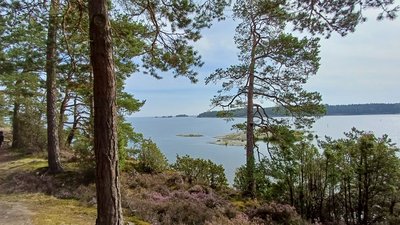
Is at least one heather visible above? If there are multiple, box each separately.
[0,146,310,225]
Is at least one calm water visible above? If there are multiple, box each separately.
[128,115,400,184]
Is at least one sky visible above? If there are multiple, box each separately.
[125,8,400,117]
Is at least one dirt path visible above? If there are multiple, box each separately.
[0,149,35,225]
[0,201,34,225]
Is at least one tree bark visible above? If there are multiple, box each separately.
[46,0,63,174]
[245,35,256,198]
[88,0,123,224]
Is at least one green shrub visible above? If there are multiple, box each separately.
[17,111,47,152]
[247,202,307,225]
[234,162,271,199]
[173,155,228,189]
[117,119,143,170]
[137,139,168,173]
[72,133,96,170]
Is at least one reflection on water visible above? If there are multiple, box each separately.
[128,115,400,184]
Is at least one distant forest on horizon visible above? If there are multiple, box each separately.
[197,103,400,117]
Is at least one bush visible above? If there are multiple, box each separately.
[117,119,144,170]
[206,213,260,225]
[247,202,307,225]
[72,134,96,170]
[137,139,168,173]
[125,189,226,225]
[234,162,271,198]
[16,111,47,152]
[173,155,228,189]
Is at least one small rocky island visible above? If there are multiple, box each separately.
[212,132,246,146]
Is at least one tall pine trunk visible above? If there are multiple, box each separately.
[244,10,258,198]
[88,0,123,224]
[245,39,256,198]
[46,0,63,173]
[245,69,255,197]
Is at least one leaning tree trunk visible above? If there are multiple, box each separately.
[58,89,70,150]
[66,96,79,147]
[46,0,63,174]
[88,0,123,224]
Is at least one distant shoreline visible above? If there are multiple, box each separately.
[130,113,400,119]
[197,112,400,118]
[128,103,400,118]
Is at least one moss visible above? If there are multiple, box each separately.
[0,156,47,175]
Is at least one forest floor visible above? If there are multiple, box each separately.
[0,148,96,225]
[0,144,306,225]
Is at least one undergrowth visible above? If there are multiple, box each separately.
[0,149,311,225]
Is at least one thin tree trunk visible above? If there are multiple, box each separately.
[58,89,70,149]
[348,177,355,225]
[389,200,396,215]
[11,102,21,148]
[299,160,305,217]
[343,181,349,225]
[88,0,123,224]
[357,157,363,225]
[46,0,63,173]
[363,162,369,225]
[66,96,79,147]
[288,177,294,206]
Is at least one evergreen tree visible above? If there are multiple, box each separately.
[0,2,47,150]
[207,0,324,197]
[87,0,228,223]
[45,0,63,173]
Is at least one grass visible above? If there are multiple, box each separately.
[0,152,96,224]
[0,151,151,225]
[0,193,96,225]
[126,216,151,225]
[2,157,47,171]
[0,192,151,225]
[0,153,47,181]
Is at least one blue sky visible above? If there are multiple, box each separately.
[125,9,400,117]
